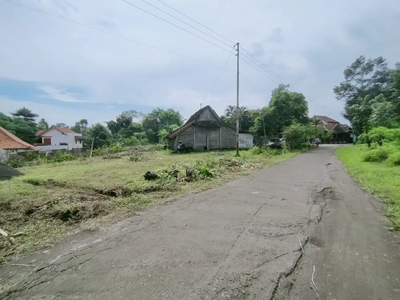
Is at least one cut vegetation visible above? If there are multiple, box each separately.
[337,145,400,230]
[0,148,297,262]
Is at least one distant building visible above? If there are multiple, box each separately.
[0,126,38,162]
[0,125,38,151]
[35,127,84,151]
[168,105,253,150]
[312,115,352,143]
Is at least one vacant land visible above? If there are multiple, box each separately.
[337,145,400,229]
[0,149,296,262]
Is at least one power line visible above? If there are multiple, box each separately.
[139,0,233,49]
[121,0,232,53]
[156,0,235,44]
[203,46,235,102]
[240,47,286,83]
[240,56,281,84]
[2,0,231,70]
[137,0,288,85]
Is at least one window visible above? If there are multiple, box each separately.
[60,142,68,146]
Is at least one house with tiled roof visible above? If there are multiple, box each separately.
[312,115,353,143]
[0,126,38,151]
[36,127,84,151]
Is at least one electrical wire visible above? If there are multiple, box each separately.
[240,56,281,84]
[153,0,287,84]
[156,0,235,44]
[2,0,231,70]
[139,0,233,49]
[203,46,235,102]
[240,47,286,83]
[121,0,232,53]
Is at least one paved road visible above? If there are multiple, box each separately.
[1,145,399,299]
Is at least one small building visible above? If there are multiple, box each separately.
[36,127,84,151]
[313,115,352,143]
[0,125,38,162]
[168,105,253,151]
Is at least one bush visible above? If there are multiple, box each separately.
[249,146,264,155]
[387,152,400,166]
[283,123,314,150]
[50,152,76,163]
[7,157,25,168]
[362,148,391,162]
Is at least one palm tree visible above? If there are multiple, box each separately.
[313,118,322,138]
[224,105,236,118]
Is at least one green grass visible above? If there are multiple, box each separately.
[337,145,400,230]
[0,149,297,262]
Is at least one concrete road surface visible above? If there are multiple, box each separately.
[1,145,399,299]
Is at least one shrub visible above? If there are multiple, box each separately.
[249,146,264,155]
[387,152,400,166]
[198,167,213,178]
[362,148,391,162]
[7,157,25,168]
[48,152,75,163]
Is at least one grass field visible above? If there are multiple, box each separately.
[337,145,400,230]
[0,149,297,262]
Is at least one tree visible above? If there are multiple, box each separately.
[55,123,68,128]
[11,107,38,122]
[223,106,253,130]
[142,108,183,143]
[334,56,392,133]
[271,84,290,97]
[250,107,273,143]
[71,119,88,133]
[84,123,111,149]
[37,118,49,130]
[283,123,313,150]
[269,87,309,134]
[368,95,396,128]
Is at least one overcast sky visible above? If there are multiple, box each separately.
[1,0,399,126]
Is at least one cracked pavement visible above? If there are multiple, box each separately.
[1,145,400,299]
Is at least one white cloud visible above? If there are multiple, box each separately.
[0,0,399,125]
[38,86,86,103]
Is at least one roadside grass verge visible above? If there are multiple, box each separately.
[0,149,297,262]
[337,145,400,230]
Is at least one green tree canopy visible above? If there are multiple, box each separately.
[142,108,183,143]
[333,56,392,133]
[11,107,38,122]
[84,123,111,149]
[71,119,88,133]
[269,87,309,134]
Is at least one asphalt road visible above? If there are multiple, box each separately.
[1,145,399,299]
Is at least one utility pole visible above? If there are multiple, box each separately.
[235,42,240,156]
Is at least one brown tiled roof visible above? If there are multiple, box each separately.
[40,127,78,136]
[314,115,351,133]
[0,126,38,150]
[312,115,339,123]
[35,130,46,137]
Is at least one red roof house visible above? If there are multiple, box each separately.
[0,126,38,150]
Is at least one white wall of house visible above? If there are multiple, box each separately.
[39,129,83,151]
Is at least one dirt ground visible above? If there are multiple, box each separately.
[1,145,399,299]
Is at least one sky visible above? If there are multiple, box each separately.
[1,0,400,126]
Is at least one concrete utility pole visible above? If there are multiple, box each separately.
[235,42,240,156]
